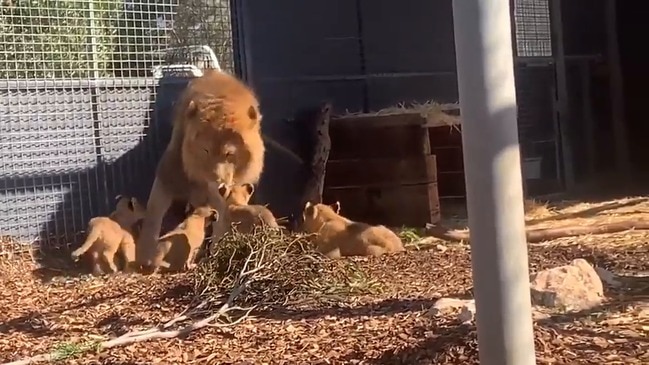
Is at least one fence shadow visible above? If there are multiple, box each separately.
[17,76,317,283]
[0,75,193,282]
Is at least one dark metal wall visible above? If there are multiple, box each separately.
[237,0,565,215]
[236,0,459,217]
[617,2,649,174]
[559,0,610,182]
[511,0,564,194]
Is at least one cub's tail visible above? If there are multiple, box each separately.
[71,229,101,261]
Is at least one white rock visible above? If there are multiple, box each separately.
[530,258,604,311]
[428,297,476,323]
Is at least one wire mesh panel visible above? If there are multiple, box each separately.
[513,0,552,57]
[0,0,235,249]
[514,64,562,194]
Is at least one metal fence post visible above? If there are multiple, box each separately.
[605,0,631,181]
[87,0,109,214]
[451,0,537,364]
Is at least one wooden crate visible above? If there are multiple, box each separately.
[323,113,441,227]
[427,124,466,200]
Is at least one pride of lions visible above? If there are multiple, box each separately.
[71,69,406,275]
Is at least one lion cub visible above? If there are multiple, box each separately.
[218,183,280,233]
[146,204,219,273]
[71,195,146,275]
[301,201,405,259]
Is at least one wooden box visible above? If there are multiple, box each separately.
[323,113,441,227]
[427,124,466,200]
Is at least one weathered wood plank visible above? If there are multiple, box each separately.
[428,124,463,148]
[329,124,425,160]
[323,182,441,227]
[331,113,426,128]
[325,155,437,188]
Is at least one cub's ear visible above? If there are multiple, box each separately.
[127,197,137,211]
[330,201,341,214]
[184,203,193,215]
[247,105,258,122]
[186,99,198,118]
[217,182,229,198]
[303,201,317,219]
[114,194,123,201]
[243,183,255,196]
[209,208,219,221]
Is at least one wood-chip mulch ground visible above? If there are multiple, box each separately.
[1,199,648,364]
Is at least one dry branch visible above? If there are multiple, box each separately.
[3,227,378,365]
[1,241,269,365]
[200,226,378,307]
[525,197,648,225]
[426,219,649,244]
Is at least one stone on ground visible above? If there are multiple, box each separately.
[530,258,604,311]
[427,297,476,323]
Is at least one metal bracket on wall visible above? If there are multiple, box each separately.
[151,45,221,79]
[605,0,632,181]
[549,0,576,192]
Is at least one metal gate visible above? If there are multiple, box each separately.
[0,0,235,248]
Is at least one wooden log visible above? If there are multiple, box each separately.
[280,102,334,231]
[426,218,649,244]
[300,102,332,205]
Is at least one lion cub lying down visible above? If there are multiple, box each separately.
[145,203,219,274]
[71,195,146,275]
[301,201,405,259]
[218,183,279,233]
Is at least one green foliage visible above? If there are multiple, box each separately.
[0,0,234,79]
[0,0,121,78]
[194,227,382,309]
[51,340,100,361]
[398,226,424,245]
[171,0,234,71]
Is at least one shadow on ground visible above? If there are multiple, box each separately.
[355,297,647,364]
[0,292,123,338]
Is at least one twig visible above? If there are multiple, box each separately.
[2,244,268,365]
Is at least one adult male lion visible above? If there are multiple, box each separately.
[137,69,265,266]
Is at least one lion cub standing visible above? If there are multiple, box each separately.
[145,204,219,274]
[218,183,280,233]
[71,196,146,275]
[301,201,405,259]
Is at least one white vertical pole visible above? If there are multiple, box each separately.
[451,1,537,364]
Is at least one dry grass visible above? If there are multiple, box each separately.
[0,196,647,364]
[434,196,649,249]
[339,100,461,129]
[195,227,382,309]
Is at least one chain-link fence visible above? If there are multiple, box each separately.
[0,0,235,251]
[510,0,563,194]
[513,0,552,58]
